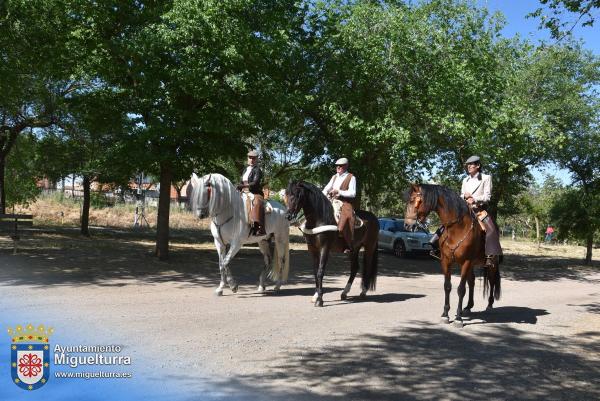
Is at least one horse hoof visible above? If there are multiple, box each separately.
[231,285,239,294]
[340,292,347,301]
[453,320,464,328]
[215,289,223,297]
[257,286,266,293]
[314,299,324,307]
[486,305,493,312]
[311,295,318,303]
[359,292,367,300]
[462,308,471,316]
[440,316,450,324]
[273,285,281,293]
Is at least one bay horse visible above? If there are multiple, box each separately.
[189,173,290,295]
[285,180,379,307]
[404,184,501,327]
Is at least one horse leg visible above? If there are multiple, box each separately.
[214,240,227,296]
[310,249,320,304]
[222,242,242,293]
[315,246,330,307]
[454,264,471,328]
[341,249,359,300]
[462,269,475,315]
[441,263,451,324]
[257,239,271,293]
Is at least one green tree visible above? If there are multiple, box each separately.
[74,0,308,259]
[0,0,79,212]
[4,132,40,209]
[550,188,599,264]
[531,0,600,39]
[36,89,134,236]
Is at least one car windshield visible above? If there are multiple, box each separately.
[397,220,429,234]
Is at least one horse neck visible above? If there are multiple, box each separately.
[302,191,334,227]
[211,179,243,223]
[435,195,462,227]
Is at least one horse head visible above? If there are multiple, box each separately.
[285,180,305,221]
[190,173,213,219]
[404,184,428,231]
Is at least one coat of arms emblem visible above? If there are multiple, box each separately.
[8,324,53,390]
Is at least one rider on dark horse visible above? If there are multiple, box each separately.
[430,155,502,266]
[236,150,266,236]
[322,157,356,254]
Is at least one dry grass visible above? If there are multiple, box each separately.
[13,193,210,230]
[8,194,599,265]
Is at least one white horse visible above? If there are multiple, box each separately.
[189,173,290,295]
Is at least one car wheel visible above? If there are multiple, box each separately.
[393,240,406,258]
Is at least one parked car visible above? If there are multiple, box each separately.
[378,217,434,257]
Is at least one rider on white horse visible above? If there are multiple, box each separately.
[236,150,266,236]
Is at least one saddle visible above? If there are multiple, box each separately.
[242,192,272,224]
[469,205,488,233]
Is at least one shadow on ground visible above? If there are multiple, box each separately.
[0,226,598,289]
[151,321,600,401]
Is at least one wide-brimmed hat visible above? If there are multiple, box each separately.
[335,157,349,165]
[247,150,259,157]
[464,155,480,165]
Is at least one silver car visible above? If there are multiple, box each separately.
[378,217,434,257]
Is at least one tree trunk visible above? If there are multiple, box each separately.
[155,161,173,260]
[81,176,91,237]
[0,156,5,214]
[585,234,593,265]
[535,216,540,247]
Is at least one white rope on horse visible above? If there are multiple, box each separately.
[299,223,339,235]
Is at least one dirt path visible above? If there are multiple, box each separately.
[1,228,599,400]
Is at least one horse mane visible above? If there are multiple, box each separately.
[413,184,470,219]
[191,173,245,233]
[293,180,336,225]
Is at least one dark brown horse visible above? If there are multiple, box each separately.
[285,180,379,307]
[404,184,501,327]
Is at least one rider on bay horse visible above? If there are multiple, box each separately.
[430,155,502,266]
[236,149,266,236]
[322,157,356,253]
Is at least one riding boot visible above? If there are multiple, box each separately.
[255,223,266,236]
[429,233,441,259]
[429,225,445,259]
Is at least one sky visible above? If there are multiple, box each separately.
[479,0,599,185]
[482,0,600,56]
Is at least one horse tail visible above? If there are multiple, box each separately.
[360,213,379,291]
[280,232,291,282]
[363,246,378,291]
[482,267,489,299]
[494,265,501,300]
[270,225,290,283]
[369,247,379,291]
[482,264,501,300]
